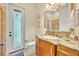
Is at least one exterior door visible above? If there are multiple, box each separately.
[6,4,25,55]
[0,5,6,56]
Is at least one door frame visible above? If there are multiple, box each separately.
[6,4,25,55]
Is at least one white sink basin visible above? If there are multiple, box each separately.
[42,35,53,39]
[42,35,60,45]
[42,35,59,40]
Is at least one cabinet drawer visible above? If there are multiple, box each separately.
[57,45,78,56]
[56,52,66,56]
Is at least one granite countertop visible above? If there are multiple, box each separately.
[58,39,79,51]
[37,35,60,45]
[36,35,79,51]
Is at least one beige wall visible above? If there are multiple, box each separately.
[35,3,47,36]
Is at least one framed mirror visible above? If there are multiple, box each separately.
[44,10,59,31]
[44,4,70,32]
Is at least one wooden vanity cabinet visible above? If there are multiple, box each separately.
[57,45,79,56]
[36,37,79,56]
[36,38,56,56]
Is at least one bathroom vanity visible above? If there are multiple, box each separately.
[36,36,79,56]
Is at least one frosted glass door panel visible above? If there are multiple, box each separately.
[13,9,21,48]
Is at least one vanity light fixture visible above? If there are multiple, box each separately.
[46,3,66,10]
[46,4,50,8]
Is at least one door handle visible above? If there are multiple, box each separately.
[9,32,12,33]
[9,32,12,37]
[9,34,12,37]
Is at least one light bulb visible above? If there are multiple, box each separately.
[46,4,50,8]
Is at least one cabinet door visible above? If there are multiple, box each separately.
[52,19,59,30]
[0,6,3,56]
[36,39,43,56]
[38,39,45,56]
[43,42,55,56]
[37,39,56,56]
[0,5,6,56]
[36,39,40,56]
[42,41,52,56]
[57,45,79,56]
